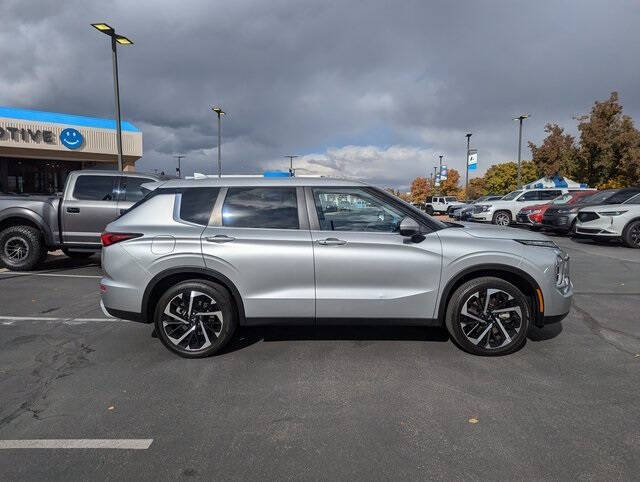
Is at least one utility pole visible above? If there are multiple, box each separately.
[212,106,225,177]
[465,133,472,193]
[174,155,185,178]
[284,155,299,176]
[513,114,529,188]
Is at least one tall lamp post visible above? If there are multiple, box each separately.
[513,114,529,188]
[465,133,472,193]
[174,155,185,178]
[284,155,299,176]
[212,106,225,177]
[91,23,133,172]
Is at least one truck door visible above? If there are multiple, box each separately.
[62,174,119,246]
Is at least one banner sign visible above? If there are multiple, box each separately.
[440,165,447,180]
[468,150,478,171]
[435,174,441,187]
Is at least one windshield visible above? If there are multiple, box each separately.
[577,190,613,205]
[501,190,522,201]
[552,193,573,205]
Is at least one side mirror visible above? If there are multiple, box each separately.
[399,217,421,237]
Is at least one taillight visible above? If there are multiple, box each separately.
[101,232,142,247]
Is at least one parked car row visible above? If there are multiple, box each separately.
[448,187,640,248]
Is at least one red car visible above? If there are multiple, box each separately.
[516,202,554,231]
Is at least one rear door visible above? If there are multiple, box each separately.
[62,174,119,245]
[116,175,158,215]
[200,186,315,321]
[308,186,442,321]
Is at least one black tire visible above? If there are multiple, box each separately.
[531,225,541,232]
[568,219,577,236]
[0,225,46,271]
[154,280,237,358]
[492,210,512,226]
[62,249,94,259]
[445,276,531,356]
[622,220,640,249]
[425,205,434,215]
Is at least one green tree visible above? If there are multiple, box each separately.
[575,92,640,186]
[529,124,579,177]
[462,177,488,199]
[483,161,537,195]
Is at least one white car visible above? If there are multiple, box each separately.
[575,193,640,248]
[425,196,465,215]
[472,188,588,226]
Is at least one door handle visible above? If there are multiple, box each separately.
[205,235,236,243]
[318,237,347,246]
[66,207,80,214]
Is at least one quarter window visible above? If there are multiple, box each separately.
[222,187,298,229]
[121,177,155,202]
[72,175,117,201]
[180,188,220,225]
[313,187,405,232]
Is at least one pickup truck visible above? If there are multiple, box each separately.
[0,170,162,271]
[424,196,465,215]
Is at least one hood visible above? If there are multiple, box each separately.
[519,202,550,212]
[457,222,550,241]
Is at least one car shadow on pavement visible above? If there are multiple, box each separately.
[219,325,450,355]
[527,322,563,342]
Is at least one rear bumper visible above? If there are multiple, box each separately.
[101,300,146,323]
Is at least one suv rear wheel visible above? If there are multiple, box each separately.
[493,210,511,226]
[445,277,531,356]
[622,220,640,248]
[154,280,237,358]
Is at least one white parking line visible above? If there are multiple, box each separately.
[0,316,125,325]
[0,272,101,279]
[0,439,153,450]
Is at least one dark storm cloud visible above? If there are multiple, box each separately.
[1,0,639,187]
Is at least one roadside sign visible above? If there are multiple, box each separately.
[468,150,478,171]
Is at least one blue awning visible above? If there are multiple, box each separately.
[0,106,139,132]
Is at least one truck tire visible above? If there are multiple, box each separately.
[425,205,434,215]
[0,225,46,271]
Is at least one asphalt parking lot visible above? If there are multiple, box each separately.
[0,236,639,480]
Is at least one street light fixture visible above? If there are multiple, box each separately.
[513,114,530,188]
[284,155,299,176]
[91,23,133,172]
[211,106,225,177]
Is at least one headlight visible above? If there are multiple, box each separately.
[558,207,579,214]
[555,252,570,288]
[478,205,491,212]
[515,239,558,249]
[597,210,627,216]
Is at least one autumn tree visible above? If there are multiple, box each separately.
[462,177,488,199]
[575,92,640,186]
[529,124,579,177]
[440,168,462,197]
[385,187,412,202]
[409,177,431,203]
[483,161,537,195]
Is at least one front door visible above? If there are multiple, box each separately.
[308,187,442,321]
[62,174,119,245]
[201,186,315,321]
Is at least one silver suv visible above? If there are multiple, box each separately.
[100,177,572,357]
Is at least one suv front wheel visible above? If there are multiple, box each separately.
[154,280,237,358]
[492,210,512,226]
[445,277,531,356]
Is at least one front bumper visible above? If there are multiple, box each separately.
[542,213,574,231]
[575,217,622,237]
[471,212,492,222]
[515,213,534,225]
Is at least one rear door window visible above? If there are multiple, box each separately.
[180,188,220,225]
[72,175,117,201]
[539,190,562,200]
[222,187,299,229]
[120,176,156,202]
[519,191,540,201]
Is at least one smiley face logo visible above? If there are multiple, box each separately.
[60,128,84,149]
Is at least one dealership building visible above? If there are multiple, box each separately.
[0,106,143,194]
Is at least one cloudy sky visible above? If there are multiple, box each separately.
[1,0,638,189]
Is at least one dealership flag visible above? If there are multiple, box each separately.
[435,174,441,187]
[468,150,478,171]
[440,165,448,180]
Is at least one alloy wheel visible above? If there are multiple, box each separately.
[160,290,224,352]
[458,288,523,350]
[630,224,640,247]
[4,236,29,262]
[495,213,510,226]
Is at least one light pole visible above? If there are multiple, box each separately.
[284,155,299,176]
[465,133,472,193]
[513,114,529,187]
[212,106,225,177]
[174,155,185,178]
[91,23,133,172]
